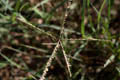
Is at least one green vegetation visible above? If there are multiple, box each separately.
[0,0,120,80]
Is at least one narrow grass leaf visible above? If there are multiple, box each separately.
[17,14,56,40]
[20,44,48,53]
[0,62,8,68]
[73,42,88,57]
[15,0,21,12]
[98,0,106,23]
[32,7,48,19]
[0,52,22,69]
[81,0,86,37]
[104,54,115,68]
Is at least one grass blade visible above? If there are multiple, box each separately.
[0,52,22,69]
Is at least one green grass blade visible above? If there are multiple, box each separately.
[17,14,56,40]
[0,52,22,69]
[15,0,21,12]
[81,0,86,37]
[0,62,8,68]
[98,0,106,23]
